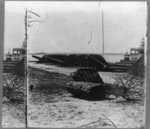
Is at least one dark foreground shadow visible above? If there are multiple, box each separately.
[71,94,114,101]
[3,99,25,105]
[115,98,143,105]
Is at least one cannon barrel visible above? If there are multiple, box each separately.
[32,55,42,60]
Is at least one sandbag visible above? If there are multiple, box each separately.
[71,68,104,83]
[66,82,112,99]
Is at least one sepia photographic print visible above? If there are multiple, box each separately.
[2,1,147,128]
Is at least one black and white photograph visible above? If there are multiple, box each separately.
[3,1,147,128]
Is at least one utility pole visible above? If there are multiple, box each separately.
[24,8,28,128]
[23,8,42,128]
[25,9,28,42]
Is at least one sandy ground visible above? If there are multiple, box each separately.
[2,73,26,128]
[29,62,116,83]
[29,62,77,75]
[28,66,145,128]
[28,94,144,128]
[2,99,25,128]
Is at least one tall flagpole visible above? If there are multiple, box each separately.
[102,7,104,55]
[99,2,104,55]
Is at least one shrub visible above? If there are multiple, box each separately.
[112,73,144,101]
[3,73,25,102]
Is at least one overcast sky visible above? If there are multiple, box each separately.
[4,1,147,54]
